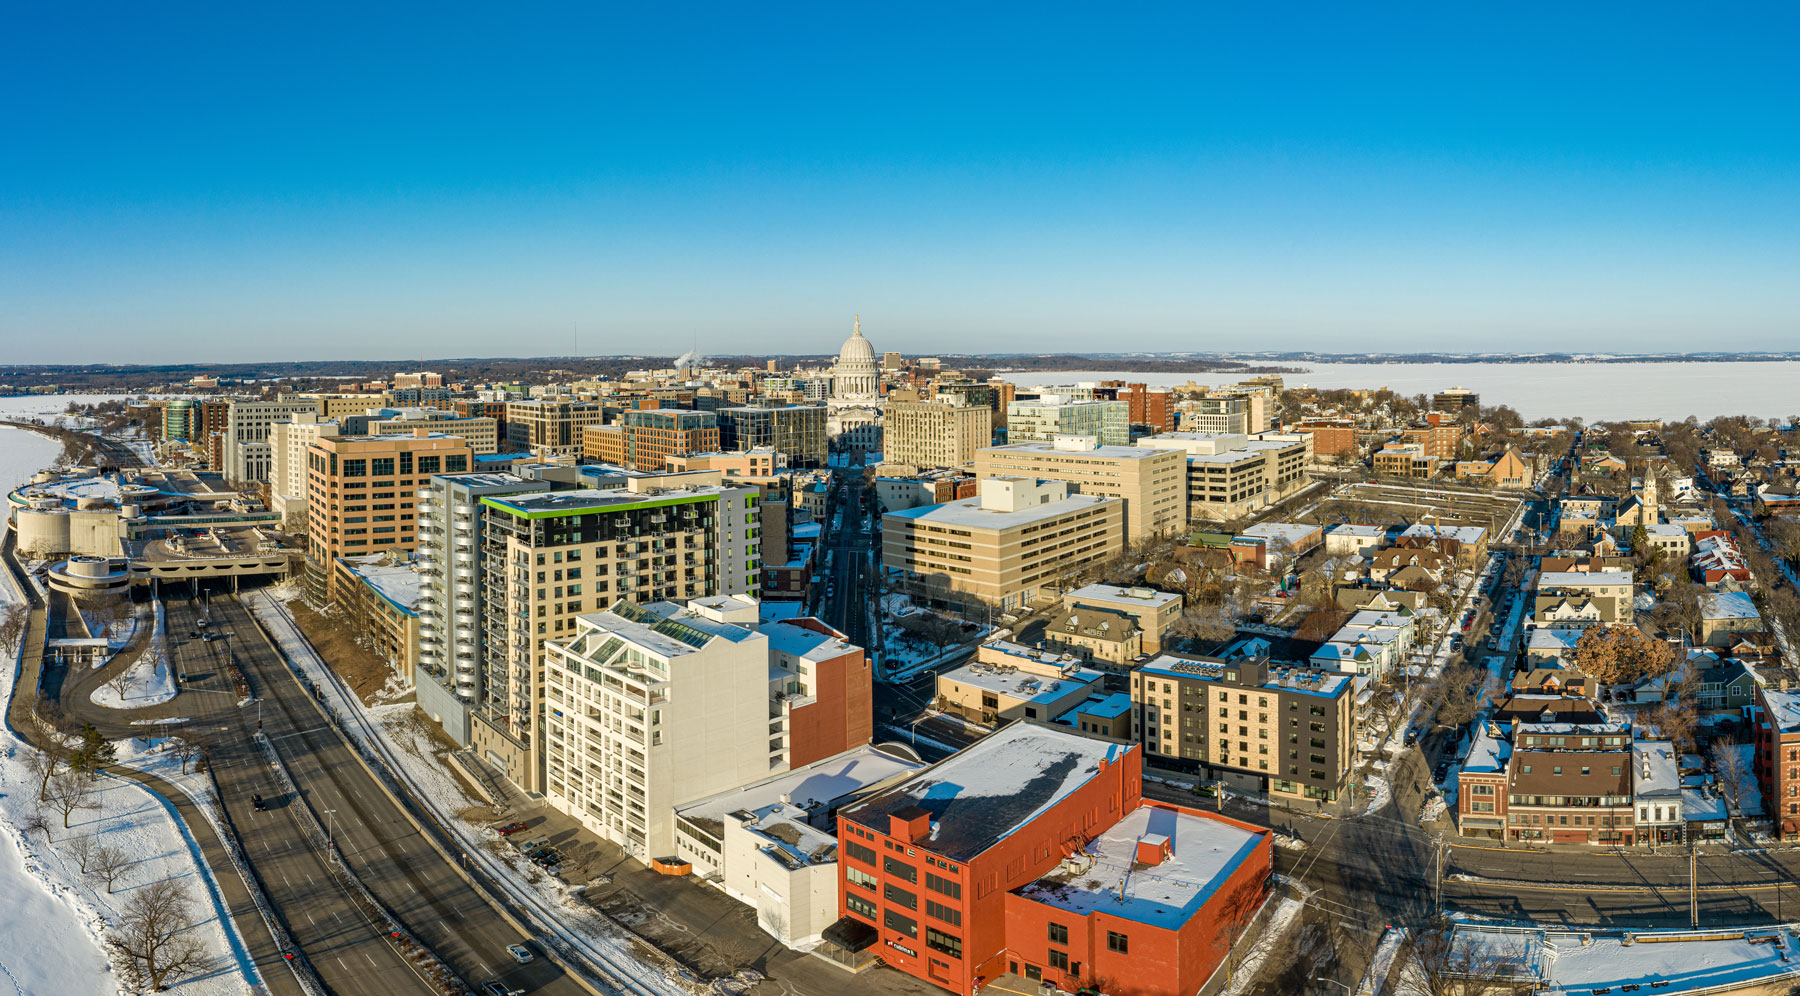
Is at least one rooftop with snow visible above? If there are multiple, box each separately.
[841,722,1128,862]
[1016,803,1265,929]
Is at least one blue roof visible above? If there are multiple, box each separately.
[1054,692,1133,725]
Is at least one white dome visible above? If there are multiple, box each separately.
[837,322,875,365]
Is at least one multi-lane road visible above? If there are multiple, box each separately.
[54,590,589,996]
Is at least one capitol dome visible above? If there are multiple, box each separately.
[832,315,880,398]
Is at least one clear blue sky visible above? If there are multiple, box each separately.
[4,2,1797,363]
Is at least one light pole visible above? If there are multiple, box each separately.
[324,808,338,849]
[1311,977,1352,994]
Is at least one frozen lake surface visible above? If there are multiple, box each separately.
[1002,360,1800,423]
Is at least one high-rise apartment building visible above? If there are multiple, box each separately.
[1434,387,1479,411]
[882,478,1124,614]
[884,399,993,470]
[1178,396,1251,435]
[543,600,872,859]
[286,393,389,420]
[974,436,1186,541]
[1006,398,1129,447]
[1117,384,1174,432]
[472,481,762,792]
[413,472,553,746]
[505,399,603,457]
[581,409,720,470]
[718,405,827,467]
[270,413,342,525]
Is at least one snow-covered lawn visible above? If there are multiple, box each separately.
[89,604,176,710]
[250,588,693,996]
[1221,897,1304,996]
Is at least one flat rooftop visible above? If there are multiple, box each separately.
[338,555,426,614]
[984,441,1169,461]
[842,722,1125,862]
[1016,804,1264,929]
[676,744,924,842]
[1539,570,1633,587]
[939,657,1106,703]
[1454,924,1800,995]
[481,485,724,517]
[885,492,1116,531]
[1064,583,1182,608]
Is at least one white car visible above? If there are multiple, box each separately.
[506,944,534,964]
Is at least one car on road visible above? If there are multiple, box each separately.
[492,821,529,836]
[506,944,534,964]
[482,983,521,996]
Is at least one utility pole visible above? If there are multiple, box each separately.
[1435,839,1446,917]
[1690,840,1698,929]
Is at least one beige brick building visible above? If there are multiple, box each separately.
[504,399,603,457]
[1134,431,1311,523]
[304,431,474,600]
[882,477,1124,614]
[1061,583,1183,654]
[975,436,1186,542]
[883,399,992,470]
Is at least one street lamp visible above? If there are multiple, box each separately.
[1310,978,1352,994]
[324,808,338,849]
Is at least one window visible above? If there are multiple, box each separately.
[1107,931,1129,954]
[884,884,918,910]
[845,894,876,920]
[925,899,961,926]
[1048,950,1070,971]
[846,867,876,890]
[884,909,918,938]
[1048,923,1068,945]
[884,857,917,883]
[925,928,961,959]
[925,872,961,899]
[845,841,876,866]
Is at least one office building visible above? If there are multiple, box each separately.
[369,408,500,454]
[1116,383,1174,433]
[718,405,827,468]
[581,409,720,471]
[1134,432,1310,522]
[1434,387,1479,411]
[1061,583,1183,655]
[975,436,1186,541]
[472,481,762,792]
[1131,654,1355,803]
[224,398,321,482]
[1007,398,1129,447]
[882,478,1123,614]
[505,399,603,458]
[1178,396,1252,435]
[270,413,342,525]
[884,399,992,471]
[303,432,474,600]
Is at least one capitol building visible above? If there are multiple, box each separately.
[827,315,884,455]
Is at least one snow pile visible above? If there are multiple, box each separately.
[1220,897,1304,996]
[89,641,177,711]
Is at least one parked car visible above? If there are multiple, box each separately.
[506,944,534,964]
[492,821,529,836]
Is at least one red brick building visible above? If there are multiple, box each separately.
[1118,384,1175,433]
[1401,423,1465,460]
[830,723,1270,996]
[1755,687,1800,839]
[763,617,874,769]
[1296,419,1357,458]
[1456,721,1637,844]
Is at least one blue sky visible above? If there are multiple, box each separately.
[3,2,1797,362]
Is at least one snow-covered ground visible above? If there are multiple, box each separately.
[90,602,176,710]
[249,589,693,996]
[1221,897,1304,996]
[0,427,65,497]
[0,558,257,996]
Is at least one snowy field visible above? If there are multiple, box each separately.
[0,427,64,497]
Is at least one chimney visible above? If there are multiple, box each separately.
[889,806,932,843]
[1135,833,1170,867]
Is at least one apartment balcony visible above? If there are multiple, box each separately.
[419,622,439,637]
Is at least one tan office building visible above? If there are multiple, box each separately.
[975,436,1186,542]
[933,641,1106,726]
[1135,431,1310,522]
[882,399,992,470]
[1061,583,1184,655]
[882,477,1124,614]
[504,399,603,457]
[370,412,499,454]
[304,431,474,599]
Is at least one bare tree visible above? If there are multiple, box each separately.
[46,771,98,829]
[1432,664,1489,732]
[69,834,98,873]
[1397,918,1527,996]
[104,664,136,704]
[26,739,71,801]
[93,845,137,894]
[20,809,52,844]
[0,602,28,653]
[1711,739,1752,814]
[168,737,200,775]
[108,878,212,991]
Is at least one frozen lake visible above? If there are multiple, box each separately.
[1002,361,1800,423]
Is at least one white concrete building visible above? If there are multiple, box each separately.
[270,413,342,524]
[225,399,321,483]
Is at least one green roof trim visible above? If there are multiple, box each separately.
[479,491,719,519]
